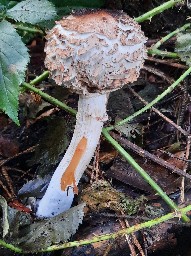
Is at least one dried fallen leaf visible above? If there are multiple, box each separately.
[0,136,19,158]
[0,195,9,237]
[14,203,86,252]
[18,175,51,198]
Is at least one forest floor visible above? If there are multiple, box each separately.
[1,1,191,256]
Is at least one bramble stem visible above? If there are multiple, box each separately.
[107,66,191,131]
[148,23,191,58]
[148,49,178,58]
[102,128,190,223]
[22,81,76,116]
[151,23,190,50]
[0,239,22,253]
[30,71,49,85]
[45,204,191,252]
[135,0,183,23]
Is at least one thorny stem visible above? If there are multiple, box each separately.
[22,81,76,116]
[135,0,183,23]
[151,23,191,50]
[1,204,191,253]
[148,23,191,58]
[30,71,49,85]
[102,128,190,223]
[0,240,22,253]
[148,49,178,58]
[107,66,191,131]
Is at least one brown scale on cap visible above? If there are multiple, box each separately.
[45,9,147,94]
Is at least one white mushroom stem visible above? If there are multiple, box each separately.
[36,93,108,217]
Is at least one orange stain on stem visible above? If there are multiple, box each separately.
[61,136,87,194]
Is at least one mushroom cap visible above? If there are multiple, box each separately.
[45,9,147,94]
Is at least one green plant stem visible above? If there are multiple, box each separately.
[152,23,191,50]
[14,24,44,34]
[135,0,183,23]
[45,204,191,252]
[148,48,178,58]
[107,66,191,131]
[102,128,190,222]
[30,71,49,85]
[0,239,22,253]
[22,81,77,116]
[148,23,191,58]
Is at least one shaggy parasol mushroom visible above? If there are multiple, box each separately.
[36,9,147,218]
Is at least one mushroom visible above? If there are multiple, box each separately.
[36,9,147,218]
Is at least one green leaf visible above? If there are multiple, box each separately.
[0,0,9,6]
[7,0,57,24]
[115,117,141,139]
[175,32,191,67]
[0,20,29,124]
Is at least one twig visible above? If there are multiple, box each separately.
[180,135,191,203]
[147,57,188,69]
[144,65,174,84]
[118,217,137,256]
[111,132,191,180]
[0,145,37,168]
[102,128,190,223]
[0,180,12,199]
[1,167,16,197]
[123,217,145,256]
[103,243,113,256]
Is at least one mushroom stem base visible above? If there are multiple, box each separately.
[36,93,108,217]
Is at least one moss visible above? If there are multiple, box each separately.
[81,180,145,215]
